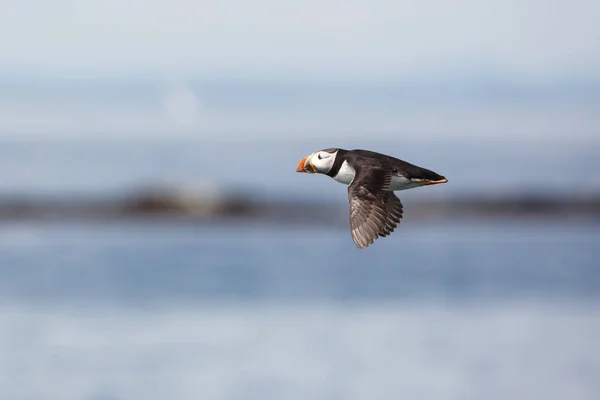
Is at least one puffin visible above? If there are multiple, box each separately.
[296,148,447,249]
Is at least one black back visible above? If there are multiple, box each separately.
[336,149,445,181]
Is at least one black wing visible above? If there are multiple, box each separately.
[348,167,403,249]
[379,191,404,237]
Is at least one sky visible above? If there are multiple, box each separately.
[1,1,599,140]
[1,0,599,82]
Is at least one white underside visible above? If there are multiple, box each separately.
[332,160,421,191]
[332,161,356,185]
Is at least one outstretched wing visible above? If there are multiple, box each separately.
[379,191,404,237]
[348,167,403,249]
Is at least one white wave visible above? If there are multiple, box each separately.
[161,84,203,126]
[1,301,599,400]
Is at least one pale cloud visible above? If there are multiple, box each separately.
[0,0,599,80]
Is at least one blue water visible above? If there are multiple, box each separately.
[1,137,599,199]
[0,219,599,400]
[1,137,599,399]
[1,219,599,306]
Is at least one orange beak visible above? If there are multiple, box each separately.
[419,178,448,186]
[296,155,315,173]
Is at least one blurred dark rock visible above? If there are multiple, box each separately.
[0,186,599,224]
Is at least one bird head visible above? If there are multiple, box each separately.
[296,148,339,175]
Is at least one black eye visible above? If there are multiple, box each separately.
[317,154,322,160]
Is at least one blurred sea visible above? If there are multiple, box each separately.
[1,136,599,199]
[0,218,599,399]
[1,81,599,399]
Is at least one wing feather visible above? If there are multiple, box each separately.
[379,192,404,237]
[348,167,404,249]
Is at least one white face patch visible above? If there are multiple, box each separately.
[310,150,337,174]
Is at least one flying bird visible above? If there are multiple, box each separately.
[296,148,447,249]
